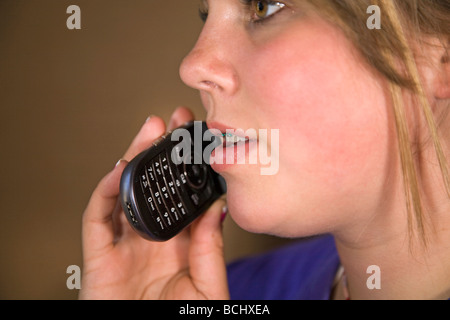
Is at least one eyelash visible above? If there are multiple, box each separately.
[199,6,208,22]
[198,0,286,25]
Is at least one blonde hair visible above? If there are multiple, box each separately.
[302,0,450,245]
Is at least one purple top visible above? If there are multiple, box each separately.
[227,234,340,300]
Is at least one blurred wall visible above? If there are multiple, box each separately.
[0,1,292,299]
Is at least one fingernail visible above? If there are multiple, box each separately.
[220,205,228,224]
[145,115,154,123]
[115,159,125,168]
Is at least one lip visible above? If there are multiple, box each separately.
[206,121,236,135]
[206,121,258,140]
[206,121,258,173]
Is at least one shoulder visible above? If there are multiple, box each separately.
[226,234,340,300]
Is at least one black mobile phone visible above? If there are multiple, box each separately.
[119,121,227,241]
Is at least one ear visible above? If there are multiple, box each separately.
[433,40,450,100]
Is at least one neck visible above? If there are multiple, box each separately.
[334,229,450,300]
[333,152,450,300]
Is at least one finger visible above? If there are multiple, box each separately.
[111,194,129,242]
[82,160,128,260]
[167,106,195,131]
[122,116,166,161]
[188,198,230,299]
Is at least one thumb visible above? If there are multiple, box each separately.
[188,198,230,299]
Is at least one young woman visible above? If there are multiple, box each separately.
[79,0,450,300]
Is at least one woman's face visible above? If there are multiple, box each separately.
[180,0,396,237]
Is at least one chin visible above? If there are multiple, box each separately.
[222,170,335,238]
[225,189,272,234]
[225,188,333,239]
[225,188,294,237]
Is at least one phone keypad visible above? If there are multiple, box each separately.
[160,153,187,219]
[139,148,210,233]
[139,172,165,231]
[151,160,173,229]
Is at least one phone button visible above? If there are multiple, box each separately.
[160,153,171,178]
[141,173,165,232]
[156,156,178,225]
[186,178,213,208]
[165,179,187,217]
[183,151,208,189]
[190,193,199,206]
[161,209,173,228]
[159,154,184,223]
[176,200,188,216]
[154,216,165,231]
[166,151,194,213]
[140,173,150,191]
[160,153,186,221]
[145,163,169,230]
[158,181,178,224]
[150,158,177,229]
[154,159,163,178]
[144,189,157,213]
[146,165,156,182]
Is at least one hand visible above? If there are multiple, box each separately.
[79,107,229,300]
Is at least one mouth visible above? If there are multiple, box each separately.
[206,121,257,149]
[220,132,250,147]
[205,121,279,175]
[205,121,266,172]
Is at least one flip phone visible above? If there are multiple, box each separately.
[119,121,226,241]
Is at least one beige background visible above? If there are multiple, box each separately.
[0,0,293,299]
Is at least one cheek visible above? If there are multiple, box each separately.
[245,24,391,189]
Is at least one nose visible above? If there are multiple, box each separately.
[179,23,239,95]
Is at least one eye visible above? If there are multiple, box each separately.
[252,1,285,21]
